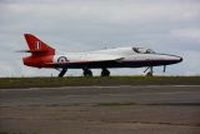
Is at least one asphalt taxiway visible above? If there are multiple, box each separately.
[0,85,200,134]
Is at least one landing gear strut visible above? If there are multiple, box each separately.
[144,66,153,76]
[83,68,93,77]
[58,68,67,77]
[101,68,110,77]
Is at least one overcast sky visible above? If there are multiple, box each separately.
[0,0,200,77]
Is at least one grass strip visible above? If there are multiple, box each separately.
[0,76,199,89]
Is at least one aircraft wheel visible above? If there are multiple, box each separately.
[101,68,110,77]
[83,69,93,77]
[146,72,153,77]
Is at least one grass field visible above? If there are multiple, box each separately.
[0,76,199,89]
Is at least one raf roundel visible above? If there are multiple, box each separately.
[57,56,69,64]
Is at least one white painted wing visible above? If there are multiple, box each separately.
[52,54,124,67]
[69,54,124,64]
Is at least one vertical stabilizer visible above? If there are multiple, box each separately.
[24,34,55,56]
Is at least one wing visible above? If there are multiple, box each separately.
[70,55,124,64]
[52,55,124,68]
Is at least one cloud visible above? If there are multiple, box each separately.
[170,28,200,42]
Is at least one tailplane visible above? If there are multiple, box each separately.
[24,34,55,56]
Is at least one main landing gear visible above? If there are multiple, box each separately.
[58,68,67,77]
[57,67,111,77]
[82,68,110,77]
[101,68,110,77]
[83,68,93,77]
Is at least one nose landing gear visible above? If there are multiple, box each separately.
[144,66,153,76]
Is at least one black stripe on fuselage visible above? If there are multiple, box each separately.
[53,59,181,69]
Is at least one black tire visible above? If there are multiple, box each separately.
[83,69,93,77]
[146,72,153,77]
[101,68,110,77]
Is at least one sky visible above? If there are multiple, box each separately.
[0,0,200,77]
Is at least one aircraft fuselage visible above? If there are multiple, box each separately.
[22,34,183,77]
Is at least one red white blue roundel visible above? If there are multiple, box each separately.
[57,56,69,64]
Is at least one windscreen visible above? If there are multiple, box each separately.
[132,47,155,54]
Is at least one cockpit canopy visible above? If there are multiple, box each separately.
[132,47,155,54]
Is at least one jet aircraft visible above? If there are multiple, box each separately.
[21,34,183,77]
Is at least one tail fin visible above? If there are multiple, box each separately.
[24,34,55,56]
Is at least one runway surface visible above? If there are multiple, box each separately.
[0,85,200,134]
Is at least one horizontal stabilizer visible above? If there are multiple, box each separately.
[16,50,47,53]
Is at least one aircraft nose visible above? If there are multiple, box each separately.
[175,56,183,62]
[171,55,183,63]
[179,57,183,62]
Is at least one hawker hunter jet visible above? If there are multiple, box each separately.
[21,34,183,77]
